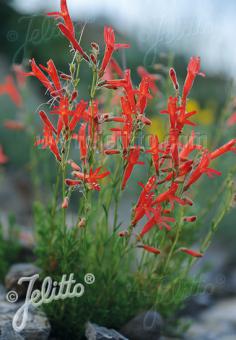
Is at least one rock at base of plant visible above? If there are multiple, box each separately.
[0,285,5,301]
[5,263,41,300]
[120,310,163,340]
[0,296,51,340]
[85,322,129,340]
[0,322,24,340]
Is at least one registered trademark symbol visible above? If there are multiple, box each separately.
[84,273,95,284]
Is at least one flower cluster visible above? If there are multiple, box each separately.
[29,0,235,259]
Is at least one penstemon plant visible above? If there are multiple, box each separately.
[23,0,236,338]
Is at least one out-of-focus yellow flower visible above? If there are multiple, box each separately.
[187,99,214,125]
[147,116,166,141]
[147,99,215,141]
[186,99,200,115]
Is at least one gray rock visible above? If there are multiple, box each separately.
[0,285,5,300]
[5,263,41,299]
[213,269,236,298]
[20,306,51,340]
[0,322,24,340]
[201,298,236,324]
[184,319,236,340]
[179,293,213,317]
[120,311,163,340]
[0,295,51,340]
[86,322,128,340]
[184,298,236,339]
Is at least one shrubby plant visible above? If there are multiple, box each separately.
[1,0,236,338]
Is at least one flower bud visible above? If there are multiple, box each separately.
[70,63,76,76]
[91,42,99,51]
[169,68,179,90]
[90,54,97,65]
[60,73,72,80]
[183,216,197,222]
[71,91,78,102]
[61,197,69,209]
[118,230,129,237]
[78,217,86,228]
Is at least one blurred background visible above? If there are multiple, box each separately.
[0,0,235,253]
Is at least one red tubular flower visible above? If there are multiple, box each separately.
[65,179,81,186]
[146,135,160,173]
[69,167,110,191]
[39,111,57,134]
[179,248,203,258]
[153,182,188,210]
[184,152,221,191]
[183,216,197,222]
[111,116,133,152]
[50,96,73,135]
[137,115,152,125]
[132,176,156,226]
[35,125,61,161]
[123,70,136,112]
[104,116,125,123]
[136,176,156,205]
[69,100,87,132]
[138,244,161,255]
[140,206,175,237]
[110,98,134,151]
[40,59,62,96]
[182,56,205,102]
[165,96,179,129]
[210,139,236,160]
[61,197,69,209]
[78,123,87,161]
[169,68,179,90]
[177,160,193,178]
[179,131,202,161]
[4,120,25,131]
[154,182,178,204]
[121,96,133,116]
[137,76,152,114]
[26,59,55,94]
[101,78,127,89]
[162,95,196,131]
[0,145,8,165]
[81,100,100,141]
[67,160,81,171]
[122,146,144,190]
[99,26,129,76]
[159,160,193,184]
[0,76,22,107]
[48,0,74,35]
[104,70,136,112]
[227,112,236,126]
[104,149,121,155]
[137,66,159,94]
[58,23,89,62]
[161,98,181,166]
